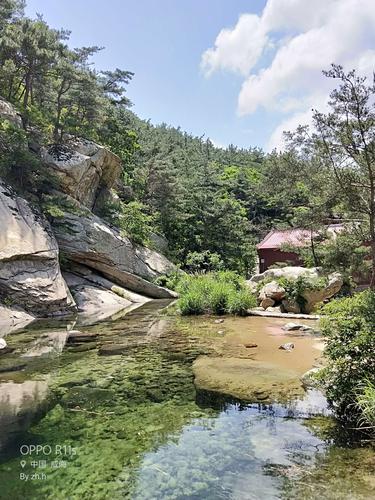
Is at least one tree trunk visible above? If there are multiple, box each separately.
[22,71,31,129]
[370,240,375,290]
[310,229,319,267]
[369,188,375,290]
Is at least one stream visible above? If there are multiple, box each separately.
[0,301,374,499]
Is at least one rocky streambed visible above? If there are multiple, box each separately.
[0,302,374,499]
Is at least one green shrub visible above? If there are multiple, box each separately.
[319,290,375,431]
[153,269,182,290]
[0,119,59,196]
[176,271,256,316]
[185,251,224,273]
[209,282,230,314]
[99,199,155,245]
[179,290,206,315]
[226,288,256,316]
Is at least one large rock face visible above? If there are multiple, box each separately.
[41,138,121,210]
[52,204,177,299]
[0,97,22,128]
[0,183,75,316]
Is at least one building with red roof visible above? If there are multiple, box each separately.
[257,225,345,273]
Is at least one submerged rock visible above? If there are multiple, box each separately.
[0,360,27,373]
[0,379,49,453]
[193,356,305,402]
[282,323,304,331]
[67,330,98,343]
[98,343,134,355]
[301,367,322,389]
[279,343,295,351]
[61,386,114,409]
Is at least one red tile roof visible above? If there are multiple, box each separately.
[257,225,345,250]
[257,229,311,250]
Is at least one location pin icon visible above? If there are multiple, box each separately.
[20,460,26,469]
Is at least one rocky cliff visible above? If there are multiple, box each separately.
[0,98,176,332]
[0,182,75,315]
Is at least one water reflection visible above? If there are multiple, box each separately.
[0,380,49,454]
[129,392,371,500]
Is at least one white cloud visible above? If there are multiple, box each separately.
[201,14,268,76]
[201,0,375,149]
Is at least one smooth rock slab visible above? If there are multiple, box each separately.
[53,202,177,299]
[193,356,305,402]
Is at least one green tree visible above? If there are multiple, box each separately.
[293,65,375,287]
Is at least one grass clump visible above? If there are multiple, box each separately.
[176,271,256,316]
[357,380,375,431]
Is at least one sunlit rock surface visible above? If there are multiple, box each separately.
[52,203,177,299]
[0,182,75,316]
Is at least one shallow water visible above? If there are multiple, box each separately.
[0,302,374,499]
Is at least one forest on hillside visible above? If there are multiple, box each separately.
[0,0,373,282]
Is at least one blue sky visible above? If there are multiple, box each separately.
[25,0,375,151]
[25,0,273,149]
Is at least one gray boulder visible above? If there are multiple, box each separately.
[302,272,343,313]
[52,203,177,299]
[41,138,122,210]
[259,280,286,302]
[0,183,75,316]
[260,297,275,309]
[249,266,343,314]
[281,298,301,314]
[249,266,320,284]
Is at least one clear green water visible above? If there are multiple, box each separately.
[0,301,374,500]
